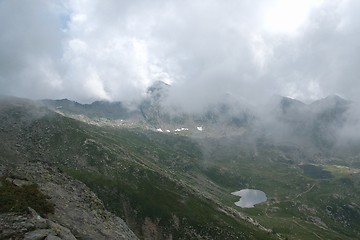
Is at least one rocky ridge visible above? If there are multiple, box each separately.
[0,161,138,240]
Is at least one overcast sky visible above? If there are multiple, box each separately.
[0,0,359,106]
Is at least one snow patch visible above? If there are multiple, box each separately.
[156,128,163,132]
[197,126,203,131]
[175,127,189,132]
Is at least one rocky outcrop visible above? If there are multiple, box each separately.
[0,207,77,240]
[0,161,138,240]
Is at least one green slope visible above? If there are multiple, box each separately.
[1,98,360,239]
[0,99,276,239]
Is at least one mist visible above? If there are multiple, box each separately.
[1,0,360,109]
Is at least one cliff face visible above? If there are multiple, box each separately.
[0,161,138,240]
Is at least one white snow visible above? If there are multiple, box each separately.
[175,127,188,132]
[156,128,163,132]
[166,130,171,133]
[197,126,203,131]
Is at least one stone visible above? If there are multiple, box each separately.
[27,207,48,229]
[13,178,33,187]
[1,161,138,240]
[48,221,77,240]
[45,234,63,240]
[23,229,54,240]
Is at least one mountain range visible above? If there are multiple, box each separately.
[43,82,359,158]
[1,84,360,239]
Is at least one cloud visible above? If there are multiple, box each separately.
[0,0,360,107]
[0,0,64,98]
[262,0,360,102]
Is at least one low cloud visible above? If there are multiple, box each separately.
[1,0,360,107]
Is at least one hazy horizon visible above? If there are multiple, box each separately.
[1,0,360,108]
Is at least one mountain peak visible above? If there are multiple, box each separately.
[324,94,348,103]
[147,81,170,92]
[311,95,349,108]
[266,95,306,115]
[146,81,170,101]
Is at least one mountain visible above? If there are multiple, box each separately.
[2,94,360,239]
[0,96,138,240]
[40,88,360,165]
[42,82,255,136]
[0,96,278,239]
[42,89,358,157]
[0,161,137,240]
[43,98,141,120]
[253,95,358,156]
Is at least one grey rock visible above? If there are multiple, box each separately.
[0,207,78,240]
[1,162,138,240]
[13,178,33,187]
[27,207,48,229]
[45,234,63,240]
[0,212,38,239]
[0,165,5,177]
[5,177,33,187]
[23,229,54,240]
[48,221,77,240]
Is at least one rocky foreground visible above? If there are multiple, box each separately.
[0,161,138,240]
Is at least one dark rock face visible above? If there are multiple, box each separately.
[0,207,77,240]
[0,161,138,240]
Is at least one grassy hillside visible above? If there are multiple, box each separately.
[0,99,276,239]
[1,98,360,239]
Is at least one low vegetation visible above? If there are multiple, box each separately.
[1,99,360,239]
[0,177,54,216]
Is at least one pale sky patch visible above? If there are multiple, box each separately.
[263,0,324,35]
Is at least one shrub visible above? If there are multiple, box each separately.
[0,177,55,216]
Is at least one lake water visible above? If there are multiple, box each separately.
[299,164,334,179]
[231,189,267,208]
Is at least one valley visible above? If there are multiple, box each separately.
[2,1,360,239]
[1,95,360,239]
